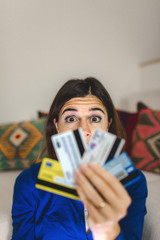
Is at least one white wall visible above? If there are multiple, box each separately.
[1,0,160,124]
[140,62,160,92]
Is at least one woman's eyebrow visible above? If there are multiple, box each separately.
[62,107,105,115]
[62,108,77,115]
[90,107,105,114]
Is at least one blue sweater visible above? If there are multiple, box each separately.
[11,163,147,240]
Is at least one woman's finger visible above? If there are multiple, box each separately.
[75,168,130,221]
[80,163,131,207]
[78,164,121,207]
[75,168,105,207]
[75,163,131,220]
[76,183,120,222]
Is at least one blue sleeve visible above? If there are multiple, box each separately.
[11,165,39,240]
[116,231,126,239]
[117,170,148,240]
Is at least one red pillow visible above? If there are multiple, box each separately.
[117,110,138,156]
[131,106,160,174]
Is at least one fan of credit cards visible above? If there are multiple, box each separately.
[36,128,140,200]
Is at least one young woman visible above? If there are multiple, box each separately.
[12,77,147,240]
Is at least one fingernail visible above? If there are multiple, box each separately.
[80,164,88,171]
[89,162,97,168]
[75,169,82,178]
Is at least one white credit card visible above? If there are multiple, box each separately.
[51,128,86,184]
[82,129,125,166]
[51,128,125,185]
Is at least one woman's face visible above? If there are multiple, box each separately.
[54,95,109,144]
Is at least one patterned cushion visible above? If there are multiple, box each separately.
[131,106,160,174]
[0,118,46,171]
[137,102,148,111]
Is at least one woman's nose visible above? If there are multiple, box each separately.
[78,120,91,140]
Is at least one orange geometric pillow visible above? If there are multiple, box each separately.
[131,107,160,174]
[0,118,46,171]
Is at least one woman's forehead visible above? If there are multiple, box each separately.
[60,95,106,112]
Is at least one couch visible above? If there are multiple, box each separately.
[0,92,160,240]
[1,170,160,240]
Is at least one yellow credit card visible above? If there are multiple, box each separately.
[36,158,80,201]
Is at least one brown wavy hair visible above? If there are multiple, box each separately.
[40,77,126,160]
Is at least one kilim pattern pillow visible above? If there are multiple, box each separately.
[131,107,160,174]
[0,118,46,171]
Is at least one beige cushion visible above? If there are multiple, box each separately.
[0,170,21,240]
[142,171,160,240]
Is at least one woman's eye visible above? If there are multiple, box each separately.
[65,116,78,123]
[90,116,102,123]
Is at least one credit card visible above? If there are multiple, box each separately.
[103,152,140,187]
[51,128,86,184]
[36,128,138,200]
[36,158,80,200]
[36,153,140,200]
[82,129,125,166]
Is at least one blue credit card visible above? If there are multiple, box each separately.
[103,152,140,188]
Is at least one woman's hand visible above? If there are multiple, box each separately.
[75,163,131,240]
